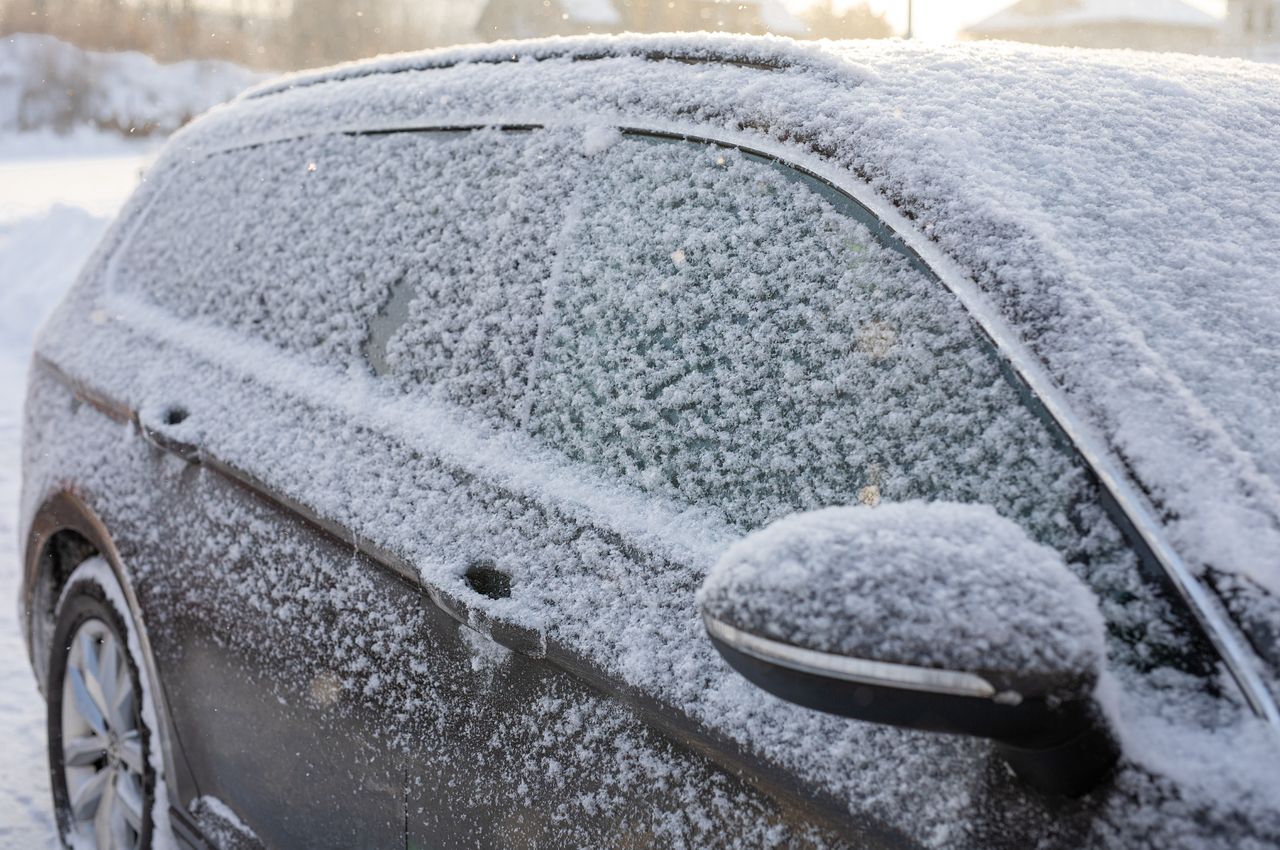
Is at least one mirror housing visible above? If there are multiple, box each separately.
[699,502,1119,797]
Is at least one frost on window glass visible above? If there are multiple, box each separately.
[111,127,1197,675]
[519,136,1198,673]
[113,128,576,423]
[527,139,1085,544]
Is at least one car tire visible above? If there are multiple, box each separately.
[47,557,156,850]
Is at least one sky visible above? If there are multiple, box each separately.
[821,0,1228,41]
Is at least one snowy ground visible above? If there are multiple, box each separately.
[0,133,150,847]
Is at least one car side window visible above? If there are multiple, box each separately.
[527,137,1080,541]
[523,135,1204,675]
[112,128,575,424]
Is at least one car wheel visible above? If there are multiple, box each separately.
[48,557,156,850]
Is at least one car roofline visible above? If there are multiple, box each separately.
[242,33,860,101]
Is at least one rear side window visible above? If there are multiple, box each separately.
[525,137,1085,544]
[112,129,576,423]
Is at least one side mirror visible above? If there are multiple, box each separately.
[699,502,1119,797]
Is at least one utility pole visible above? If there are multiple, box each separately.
[906,0,914,38]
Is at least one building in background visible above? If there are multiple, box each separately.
[1224,0,1280,59]
[475,0,806,41]
[962,0,1221,54]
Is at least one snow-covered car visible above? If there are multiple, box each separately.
[18,33,1280,850]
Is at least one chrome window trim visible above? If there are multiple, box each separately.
[704,614,999,699]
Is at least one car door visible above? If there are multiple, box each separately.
[375,127,1225,846]
[120,449,411,849]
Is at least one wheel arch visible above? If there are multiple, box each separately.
[22,488,200,817]
[23,489,115,693]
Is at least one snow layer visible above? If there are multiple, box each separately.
[190,795,259,850]
[0,34,262,135]
[21,32,1280,850]
[207,34,1280,599]
[115,129,1086,544]
[700,503,1108,684]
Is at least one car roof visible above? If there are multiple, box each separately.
[245,33,844,96]
[166,33,1280,597]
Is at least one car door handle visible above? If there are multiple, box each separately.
[137,404,202,465]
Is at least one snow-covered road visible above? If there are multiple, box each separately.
[0,139,148,848]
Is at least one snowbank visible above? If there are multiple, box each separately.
[0,34,263,135]
[0,173,127,849]
[0,205,107,357]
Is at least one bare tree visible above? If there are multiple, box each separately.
[798,0,892,40]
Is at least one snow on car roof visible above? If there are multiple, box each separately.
[178,33,1280,597]
[241,32,858,96]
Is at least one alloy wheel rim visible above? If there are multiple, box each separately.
[61,617,147,849]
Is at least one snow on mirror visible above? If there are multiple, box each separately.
[699,502,1120,796]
